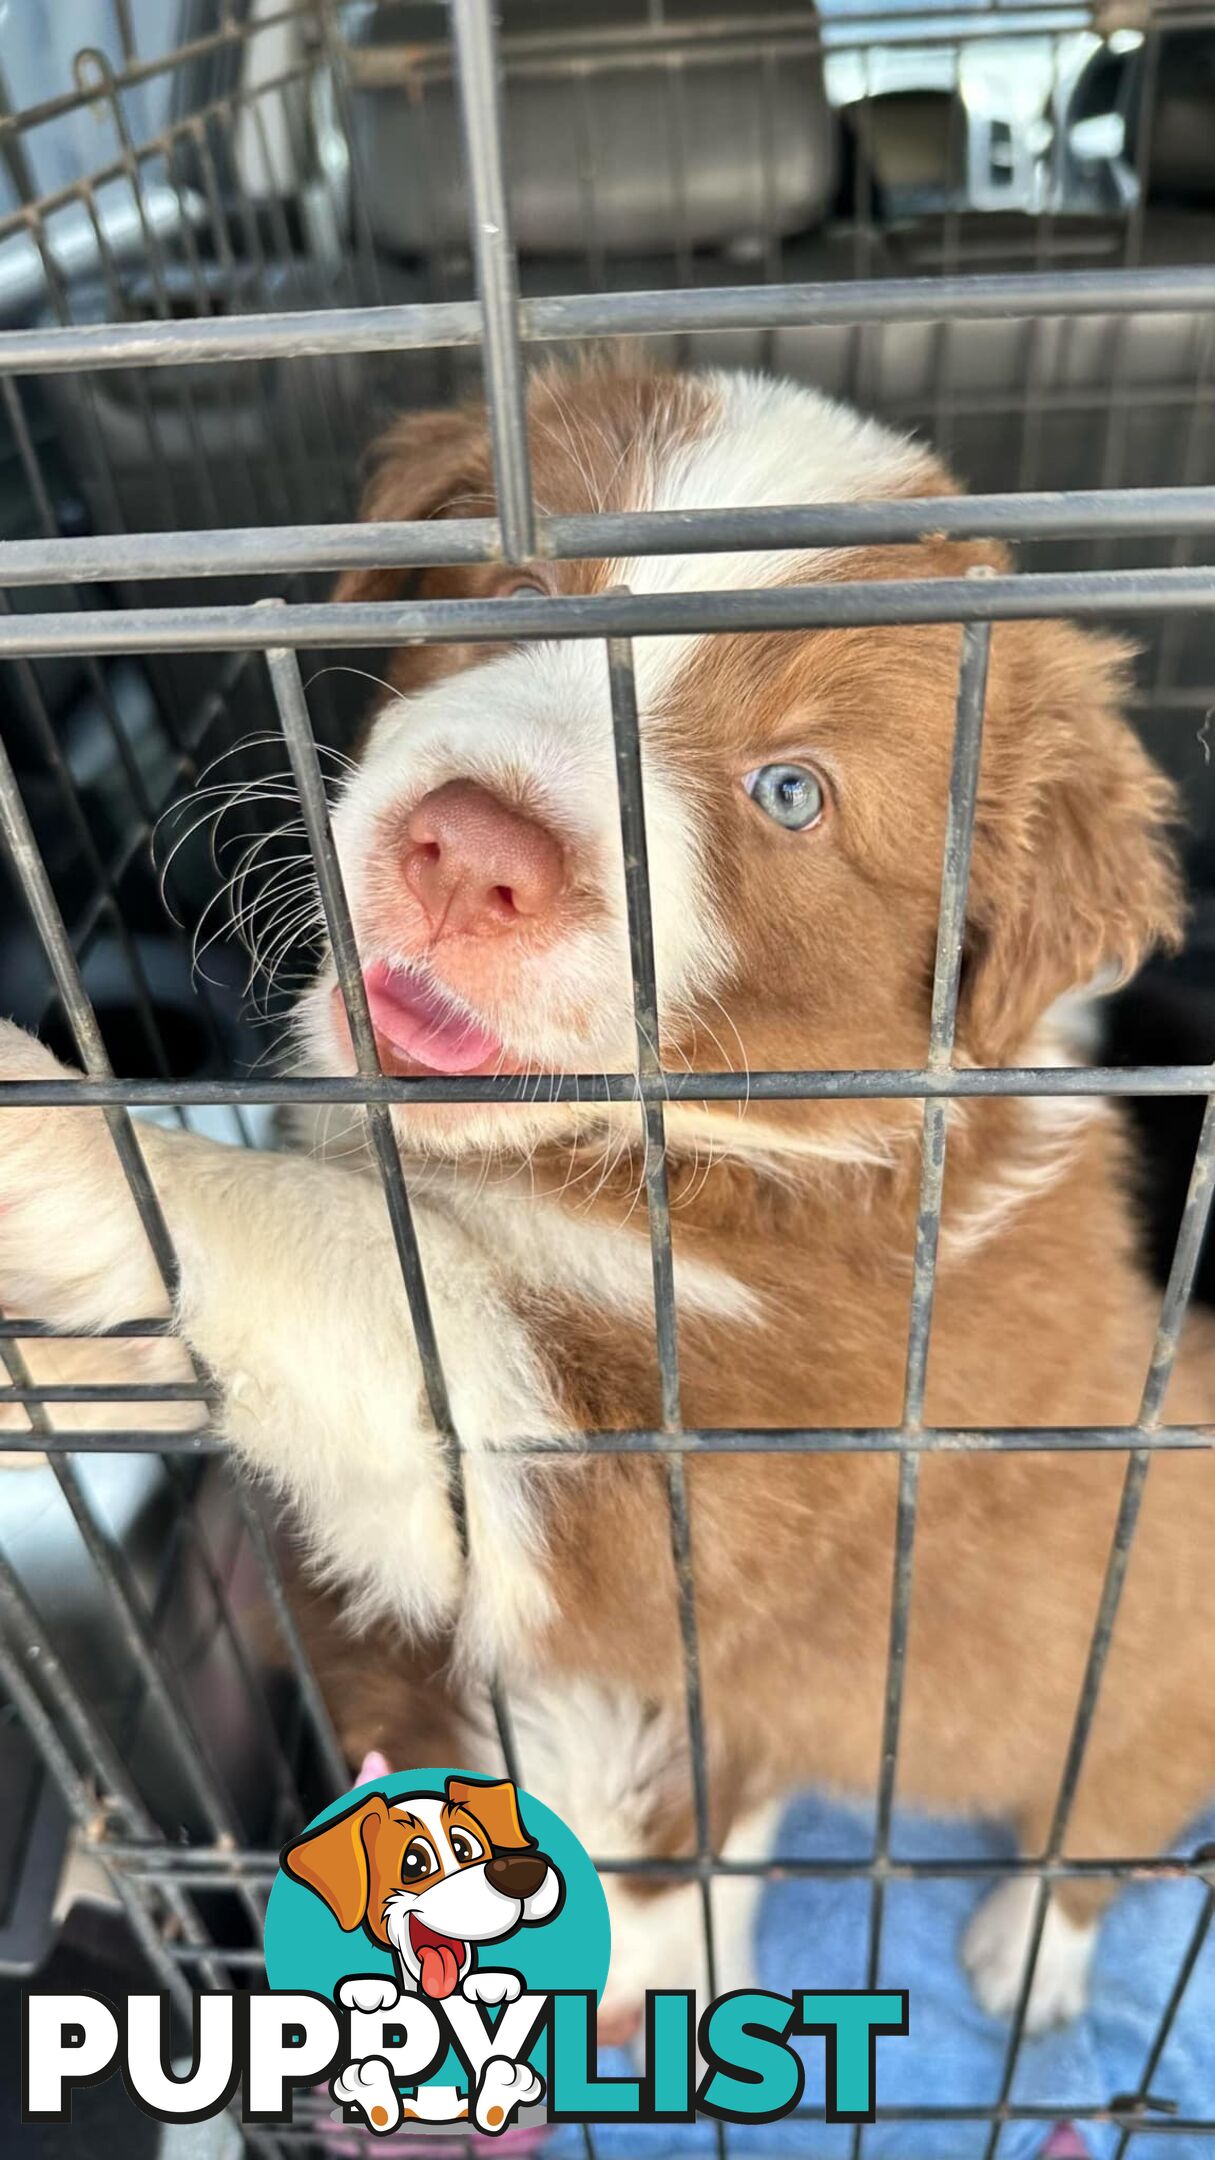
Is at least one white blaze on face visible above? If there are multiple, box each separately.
[611,367,933,680]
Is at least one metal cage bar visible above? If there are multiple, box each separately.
[0,1422,1210,1460]
[8,487,1215,587]
[4,1064,1215,1107]
[0,264,1212,374]
[92,1843,1215,1888]
[857,618,992,2160]
[605,628,723,2056]
[449,0,536,563]
[7,564,1215,659]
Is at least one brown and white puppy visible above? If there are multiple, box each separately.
[1,363,1212,2044]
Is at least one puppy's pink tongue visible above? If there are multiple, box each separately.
[363,962,501,1076]
[418,1942,461,1999]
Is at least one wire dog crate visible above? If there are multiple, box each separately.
[1,1,1214,2155]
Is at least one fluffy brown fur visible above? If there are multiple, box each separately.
[5,364,1212,2016]
[303,364,1212,1937]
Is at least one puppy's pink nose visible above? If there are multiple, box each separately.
[403,780,564,940]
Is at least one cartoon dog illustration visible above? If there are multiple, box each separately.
[283,1775,563,2135]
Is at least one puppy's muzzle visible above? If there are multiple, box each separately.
[403,780,565,941]
[485,1852,550,1899]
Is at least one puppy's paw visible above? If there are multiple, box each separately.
[0,1019,67,1082]
[337,1974,401,2015]
[0,1024,152,1325]
[474,2056,544,2133]
[962,1879,1095,2032]
[0,1023,80,1174]
[332,2055,402,2133]
[0,1027,85,1302]
[462,1969,522,2006]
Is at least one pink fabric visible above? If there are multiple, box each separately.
[356,1748,391,1783]
[1040,2128,1090,2158]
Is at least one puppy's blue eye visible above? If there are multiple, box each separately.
[744,762,824,831]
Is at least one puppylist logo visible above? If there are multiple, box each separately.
[23,1767,907,2132]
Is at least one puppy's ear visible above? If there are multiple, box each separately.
[334,407,491,604]
[959,622,1183,1063]
[281,1793,390,1930]
[445,1776,535,1853]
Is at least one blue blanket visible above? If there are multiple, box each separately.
[552,1794,1214,2160]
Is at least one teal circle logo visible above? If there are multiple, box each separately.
[264,1767,610,2133]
